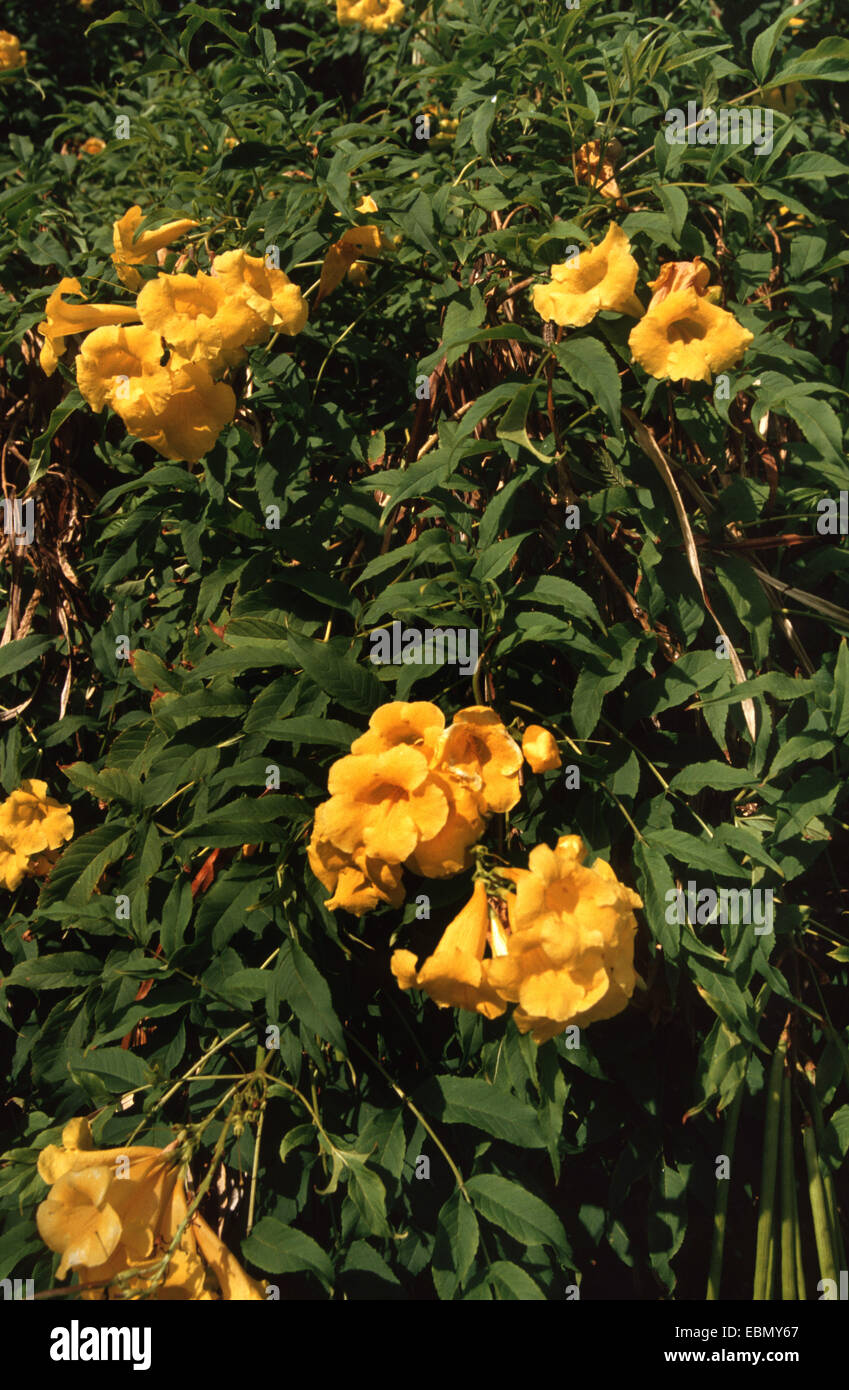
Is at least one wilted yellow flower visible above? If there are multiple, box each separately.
[211,250,308,339]
[532,223,643,328]
[136,271,259,376]
[79,137,106,156]
[391,880,508,1019]
[316,226,391,305]
[112,205,198,291]
[37,277,139,377]
[35,1118,264,1300]
[628,287,753,383]
[433,706,523,816]
[643,256,713,309]
[0,780,74,890]
[575,139,626,208]
[764,81,805,114]
[522,725,561,773]
[485,835,642,1043]
[336,0,405,33]
[0,31,26,70]
[76,324,236,463]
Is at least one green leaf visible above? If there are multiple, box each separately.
[0,635,55,680]
[555,338,622,433]
[346,1158,391,1237]
[241,1217,333,1288]
[285,631,381,714]
[272,941,345,1051]
[668,761,754,794]
[487,1260,546,1299]
[419,1076,546,1148]
[6,953,100,991]
[466,1174,571,1256]
[40,825,133,907]
[433,1190,479,1298]
[67,1046,154,1091]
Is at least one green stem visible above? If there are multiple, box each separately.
[753,1028,788,1300]
[706,1086,743,1299]
[780,1073,796,1301]
[802,1121,838,1289]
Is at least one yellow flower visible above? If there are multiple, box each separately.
[211,250,308,339]
[35,1118,264,1300]
[575,139,626,208]
[308,834,405,915]
[391,880,508,1019]
[532,223,643,328]
[0,31,26,70]
[0,837,31,892]
[79,137,106,156]
[37,277,139,377]
[485,835,642,1044]
[37,1166,124,1280]
[522,725,561,773]
[112,205,198,291]
[76,324,236,463]
[0,779,74,860]
[764,81,805,115]
[433,706,523,816]
[136,271,259,375]
[350,701,445,759]
[643,257,713,309]
[336,0,405,33]
[316,746,448,865]
[316,226,391,306]
[628,287,753,383]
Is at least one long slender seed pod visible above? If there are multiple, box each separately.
[780,1073,796,1300]
[802,1120,838,1290]
[753,1028,788,1300]
[707,1084,744,1299]
[804,1062,846,1270]
[792,1173,806,1300]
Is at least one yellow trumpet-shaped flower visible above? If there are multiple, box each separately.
[136,271,260,376]
[432,706,523,816]
[307,834,406,915]
[317,745,449,866]
[0,780,74,889]
[522,725,562,773]
[316,226,392,306]
[532,223,643,329]
[485,835,642,1044]
[112,205,198,291]
[79,137,106,156]
[336,0,405,33]
[76,323,236,463]
[391,880,508,1019]
[644,257,713,309]
[350,701,445,760]
[628,287,753,383]
[37,277,139,377]
[211,250,308,340]
[35,1118,264,1300]
[0,31,26,70]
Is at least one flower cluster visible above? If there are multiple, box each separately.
[38,207,308,463]
[308,701,524,915]
[392,835,643,1044]
[0,780,74,891]
[0,31,26,71]
[336,0,405,33]
[533,223,753,383]
[36,1119,265,1300]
